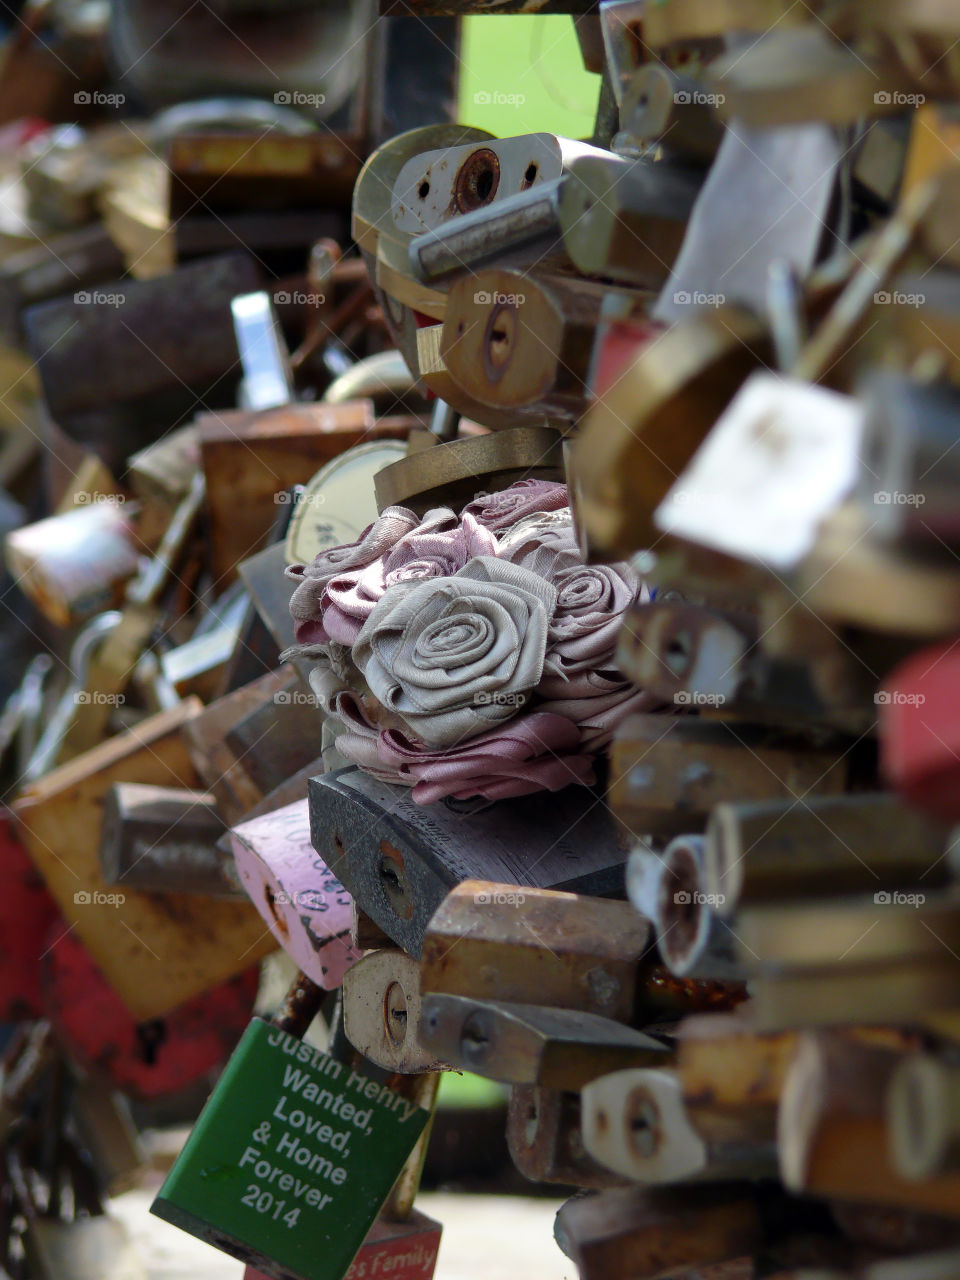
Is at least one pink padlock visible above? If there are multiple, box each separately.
[231,797,361,989]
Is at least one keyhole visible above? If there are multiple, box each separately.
[626,1089,660,1158]
[383,981,408,1048]
[377,849,412,918]
[136,1018,167,1066]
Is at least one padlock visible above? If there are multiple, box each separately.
[554,1184,766,1280]
[14,699,276,1021]
[439,269,616,418]
[4,499,141,629]
[711,27,907,128]
[225,675,326,797]
[506,1084,626,1189]
[152,972,432,1280]
[181,669,300,825]
[888,1054,960,1180]
[352,124,493,377]
[230,798,360,990]
[654,372,865,573]
[51,470,208,763]
[796,501,960,638]
[42,924,260,1100]
[418,995,666,1089]
[570,307,769,557]
[23,252,262,467]
[308,771,633,959]
[704,795,951,915]
[0,814,60,1021]
[420,880,742,1027]
[68,1074,145,1197]
[610,714,847,839]
[672,1016,801,1111]
[245,1210,444,1280]
[99,783,241,898]
[779,1032,960,1218]
[0,222,126,345]
[199,400,406,585]
[420,880,650,1023]
[281,440,412,570]
[414,325,531,430]
[617,597,867,728]
[7,1124,148,1280]
[372,425,565,515]
[343,950,444,1074]
[749,959,960,1032]
[618,65,726,164]
[557,153,700,289]
[389,133,608,245]
[581,1067,778,1184]
[878,640,960,820]
[159,596,249,704]
[628,836,739,981]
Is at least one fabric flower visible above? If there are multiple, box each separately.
[286,505,418,644]
[538,680,663,752]
[499,516,640,680]
[330,691,594,802]
[461,479,568,532]
[352,556,556,748]
[320,510,499,646]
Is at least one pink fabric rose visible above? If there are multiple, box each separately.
[287,505,418,644]
[461,480,569,532]
[330,691,594,803]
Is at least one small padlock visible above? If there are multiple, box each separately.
[230,797,361,990]
[99,782,241,899]
[68,1074,145,1198]
[152,972,432,1280]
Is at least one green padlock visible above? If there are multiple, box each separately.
[151,974,431,1280]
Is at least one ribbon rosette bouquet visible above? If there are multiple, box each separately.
[285,479,656,804]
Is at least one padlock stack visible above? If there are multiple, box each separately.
[1,1,960,1279]
[262,2,960,1279]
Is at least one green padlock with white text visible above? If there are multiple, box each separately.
[151,974,431,1280]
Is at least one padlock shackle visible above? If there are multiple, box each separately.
[273,971,325,1039]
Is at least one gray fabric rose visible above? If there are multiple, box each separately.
[352,556,556,748]
[499,515,640,683]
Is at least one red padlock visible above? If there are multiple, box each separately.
[41,925,260,1099]
[588,316,665,401]
[878,639,960,821]
[243,1208,442,1280]
[0,812,60,1021]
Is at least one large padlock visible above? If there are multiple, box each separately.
[308,771,632,959]
[152,973,433,1280]
[13,700,276,1021]
[42,924,259,1100]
